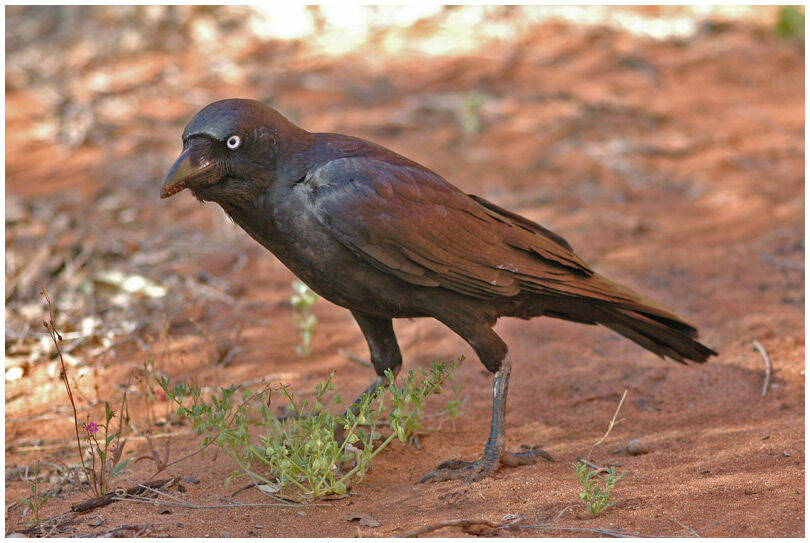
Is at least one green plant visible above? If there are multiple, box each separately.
[458,90,489,135]
[290,280,318,357]
[159,358,462,501]
[776,6,804,39]
[40,283,130,497]
[83,401,131,495]
[573,462,626,517]
[437,359,466,421]
[573,390,629,517]
[20,464,48,527]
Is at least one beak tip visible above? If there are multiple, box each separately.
[160,180,186,199]
[162,145,214,200]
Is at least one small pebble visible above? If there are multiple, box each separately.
[626,439,649,455]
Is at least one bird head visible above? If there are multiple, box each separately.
[162,99,307,205]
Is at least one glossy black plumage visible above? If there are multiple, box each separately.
[163,98,716,481]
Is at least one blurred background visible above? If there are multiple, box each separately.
[5,6,805,536]
[6,5,803,354]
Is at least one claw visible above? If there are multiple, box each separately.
[435,459,474,471]
[500,447,554,467]
[417,447,553,483]
[417,459,484,484]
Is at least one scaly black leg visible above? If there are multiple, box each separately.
[418,351,552,483]
[348,311,402,403]
[335,312,402,443]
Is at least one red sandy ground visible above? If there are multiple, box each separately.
[5,12,804,537]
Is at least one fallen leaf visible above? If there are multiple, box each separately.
[257,483,280,494]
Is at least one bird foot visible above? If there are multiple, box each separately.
[417,447,553,484]
[416,457,494,484]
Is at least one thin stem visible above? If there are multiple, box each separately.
[40,283,93,495]
[586,389,628,461]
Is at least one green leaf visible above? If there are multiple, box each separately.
[111,459,130,476]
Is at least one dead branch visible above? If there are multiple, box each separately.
[752,340,771,397]
[17,513,81,537]
[70,478,173,513]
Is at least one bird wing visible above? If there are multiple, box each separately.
[306,154,631,302]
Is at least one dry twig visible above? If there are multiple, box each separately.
[83,523,163,537]
[338,348,373,368]
[575,456,610,475]
[587,389,628,460]
[668,517,701,537]
[752,340,771,397]
[17,512,80,537]
[519,524,640,537]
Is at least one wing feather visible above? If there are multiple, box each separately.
[308,155,596,300]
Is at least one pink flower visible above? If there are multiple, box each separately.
[86,422,99,435]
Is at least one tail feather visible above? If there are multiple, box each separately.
[594,304,716,364]
[537,277,717,364]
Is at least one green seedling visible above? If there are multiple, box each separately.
[573,462,627,517]
[291,280,318,357]
[458,90,489,135]
[20,463,48,527]
[573,389,629,517]
[776,6,804,39]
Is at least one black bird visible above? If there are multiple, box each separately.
[162,98,716,482]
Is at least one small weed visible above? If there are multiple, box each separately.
[573,462,627,518]
[776,6,804,40]
[160,357,463,501]
[443,384,465,418]
[573,389,629,517]
[290,280,318,357]
[40,283,130,497]
[457,90,489,135]
[82,401,131,496]
[20,463,48,527]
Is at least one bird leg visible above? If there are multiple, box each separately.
[334,312,404,445]
[417,354,552,483]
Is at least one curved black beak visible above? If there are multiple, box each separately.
[161,145,219,199]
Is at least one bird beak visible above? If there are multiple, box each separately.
[161,145,219,199]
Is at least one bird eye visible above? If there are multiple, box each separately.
[226,135,241,150]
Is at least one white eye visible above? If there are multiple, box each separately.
[226,135,241,150]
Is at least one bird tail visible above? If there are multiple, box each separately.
[591,303,716,364]
[540,273,717,364]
